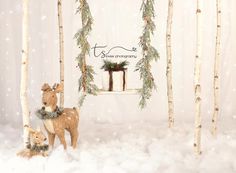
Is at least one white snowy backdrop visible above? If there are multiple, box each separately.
[0,0,236,173]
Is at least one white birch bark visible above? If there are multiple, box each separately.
[211,0,221,136]
[194,0,202,155]
[20,0,30,148]
[58,0,65,107]
[166,0,174,128]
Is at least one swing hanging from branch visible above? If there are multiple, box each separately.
[75,0,159,108]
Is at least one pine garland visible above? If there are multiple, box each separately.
[36,106,64,120]
[135,0,160,108]
[74,0,98,107]
[101,60,129,71]
[27,144,49,152]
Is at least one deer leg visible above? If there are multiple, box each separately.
[70,130,73,146]
[57,130,67,150]
[48,133,56,148]
[70,128,78,149]
[45,127,56,148]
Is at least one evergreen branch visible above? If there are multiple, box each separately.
[78,93,86,107]
[101,60,129,71]
[136,0,159,109]
[75,0,98,107]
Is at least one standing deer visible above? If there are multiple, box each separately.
[38,83,79,149]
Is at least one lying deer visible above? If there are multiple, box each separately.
[37,83,79,149]
[17,126,48,158]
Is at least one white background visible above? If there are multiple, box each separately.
[0,0,236,128]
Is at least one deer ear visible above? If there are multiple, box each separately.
[41,83,52,92]
[26,127,35,134]
[52,83,63,93]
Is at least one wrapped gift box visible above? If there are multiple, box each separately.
[102,69,127,91]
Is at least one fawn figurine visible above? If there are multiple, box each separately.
[17,126,48,158]
[37,83,79,149]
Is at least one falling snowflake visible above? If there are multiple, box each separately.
[107,109,112,113]
[113,132,117,136]
[41,15,47,21]
[226,71,230,76]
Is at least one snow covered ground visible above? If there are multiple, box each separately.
[0,119,236,173]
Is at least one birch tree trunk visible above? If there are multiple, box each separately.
[194,0,202,155]
[211,0,221,136]
[20,0,30,148]
[166,0,174,128]
[58,0,65,107]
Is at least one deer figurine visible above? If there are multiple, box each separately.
[17,126,48,158]
[37,83,79,150]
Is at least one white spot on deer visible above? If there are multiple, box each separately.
[45,106,52,112]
